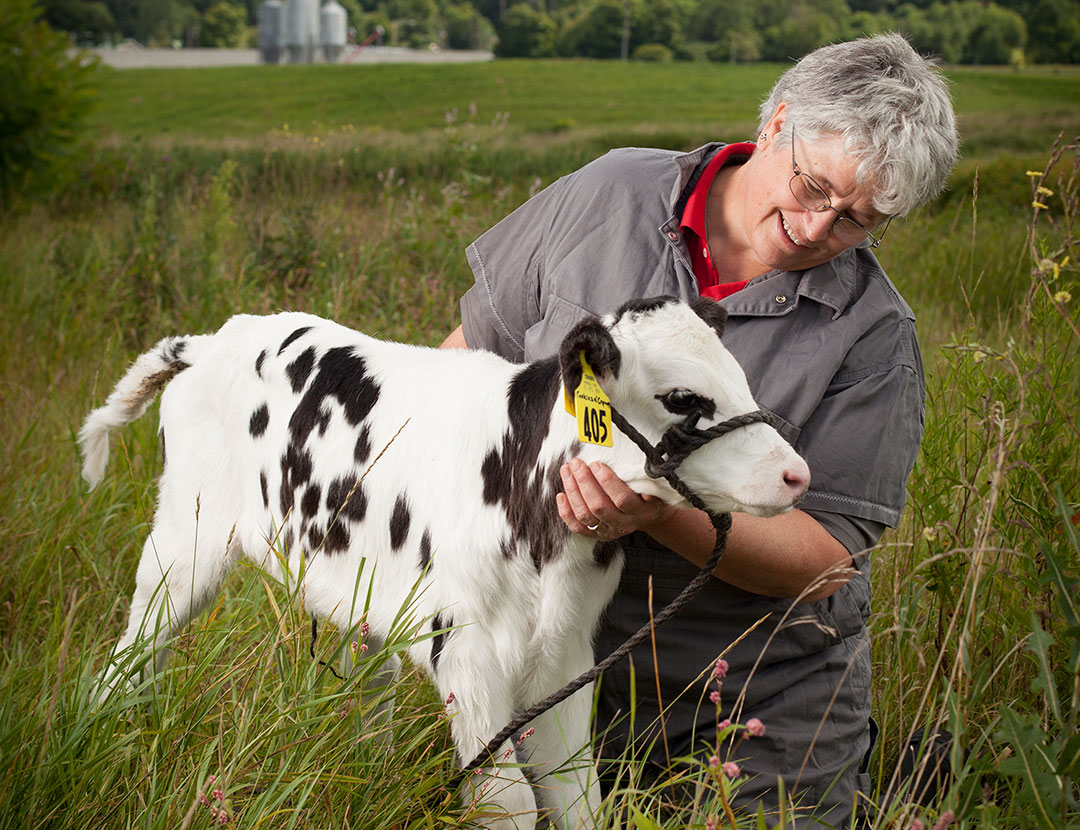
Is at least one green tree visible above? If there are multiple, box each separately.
[386,0,438,47]
[1025,0,1080,63]
[445,1,494,50]
[494,3,556,56]
[894,1,970,62]
[760,0,849,60]
[0,0,100,200]
[558,0,625,58]
[199,0,246,45]
[40,0,115,42]
[967,2,1026,63]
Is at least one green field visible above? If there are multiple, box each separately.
[89,61,1080,163]
[1,61,1078,828]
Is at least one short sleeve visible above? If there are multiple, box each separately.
[459,177,567,362]
[796,358,925,527]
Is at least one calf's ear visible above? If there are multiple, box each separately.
[691,296,727,338]
[559,318,621,397]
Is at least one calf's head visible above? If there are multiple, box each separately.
[558,296,809,517]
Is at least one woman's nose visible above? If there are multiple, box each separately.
[802,209,836,243]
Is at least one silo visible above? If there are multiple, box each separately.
[257,0,283,64]
[320,0,347,63]
[285,0,317,63]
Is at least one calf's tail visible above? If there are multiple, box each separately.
[79,334,208,489]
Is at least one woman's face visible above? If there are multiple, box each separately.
[739,106,886,273]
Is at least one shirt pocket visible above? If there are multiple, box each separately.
[523,294,594,361]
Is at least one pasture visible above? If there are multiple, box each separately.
[0,59,1078,828]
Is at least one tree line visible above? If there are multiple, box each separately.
[38,0,1080,64]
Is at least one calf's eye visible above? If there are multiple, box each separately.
[659,389,701,415]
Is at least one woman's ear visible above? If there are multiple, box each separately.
[760,102,788,147]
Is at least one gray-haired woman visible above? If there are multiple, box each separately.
[442,33,959,827]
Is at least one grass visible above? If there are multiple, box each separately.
[1,61,1078,828]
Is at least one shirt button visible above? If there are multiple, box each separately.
[775,293,788,304]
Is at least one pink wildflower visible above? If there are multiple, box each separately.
[359,643,368,653]
[198,792,210,807]
[706,818,718,830]
[709,690,720,704]
[360,621,370,638]
[714,658,729,680]
[445,692,456,705]
[207,775,217,785]
[719,718,731,730]
[212,789,224,802]
[708,754,720,769]
[722,761,741,778]
[745,717,765,737]
[932,810,955,830]
[911,820,925,830]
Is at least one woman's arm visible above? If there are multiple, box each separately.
[557,458,853,602]
[439,325,468,350]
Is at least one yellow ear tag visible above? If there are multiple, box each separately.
[567,352,612,447]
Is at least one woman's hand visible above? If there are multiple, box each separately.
[556,458,675,542]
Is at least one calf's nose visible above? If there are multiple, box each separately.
[782,459,810,500]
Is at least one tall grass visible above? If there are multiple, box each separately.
[0,75,1077,826]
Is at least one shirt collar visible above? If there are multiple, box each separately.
[721,253,861,321]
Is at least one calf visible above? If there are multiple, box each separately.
[80,296,808,829]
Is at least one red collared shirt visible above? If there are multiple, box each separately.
[680,141,756,300]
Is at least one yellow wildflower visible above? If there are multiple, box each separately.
[1054,290,1072,304]
[1037,186,1054,197]
[1026,170,1043,177]
[1032,201,1049,210]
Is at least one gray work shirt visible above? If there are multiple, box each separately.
[459,143,925,824]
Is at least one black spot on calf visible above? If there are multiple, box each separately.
[593,540,623,569]
[354,425,372,465]
[255,349,267,377]
[288,347,380,450]
[286,346,316,394]
[430,612,452,673]
[249,403,270,437]
[301,484,322,520]
[390,494,411,551]
[279,444,313,517]
[278,325,312,356]
[326,475,368,524]
[324,521,350,554]
[480,360,571,571]
[419,529,432,571]
[260,470,269,508]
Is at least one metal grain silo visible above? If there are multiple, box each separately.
[285,0,317,63]
[320,0,347,63]
[257,0,284,63]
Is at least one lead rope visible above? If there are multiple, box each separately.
[445,403,776,790]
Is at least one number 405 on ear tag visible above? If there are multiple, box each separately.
[567,352,612,447]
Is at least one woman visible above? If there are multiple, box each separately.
[441,33,958,826]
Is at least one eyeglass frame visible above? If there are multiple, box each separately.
[788,124,891,250]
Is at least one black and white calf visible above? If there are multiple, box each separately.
[80,296,809,829]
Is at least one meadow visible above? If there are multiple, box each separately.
[0,59,1078,828]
